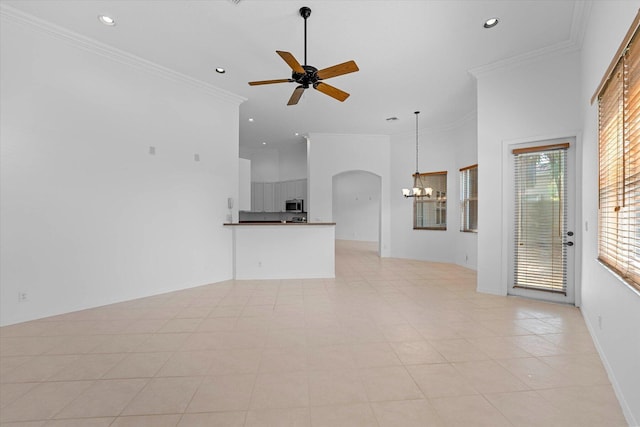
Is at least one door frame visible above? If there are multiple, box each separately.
[501,134,582,306]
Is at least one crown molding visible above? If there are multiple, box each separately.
[469,1,589,78]
[469,39,579,78]
[0,4,246,105]
[569,0,593,50]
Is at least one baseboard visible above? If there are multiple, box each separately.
[582,309,638,426]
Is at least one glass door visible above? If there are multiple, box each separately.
[509,141,575,304]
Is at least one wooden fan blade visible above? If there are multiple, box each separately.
[248,79,292,86]
[276,51,305,74]
[317,60,359,80]
[287,86,305,106]
[314,82,350,102]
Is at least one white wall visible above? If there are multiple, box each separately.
[240,142,307,183]
[307,133,391,256]
[241,147,280,182]
[474,51,582,295]
[579,2,640,424]
[389,116,477,266]
[332,171,381,242]
[279,142,307,182]
[0,12,243,326]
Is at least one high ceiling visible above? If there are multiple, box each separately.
[1,0,586,149]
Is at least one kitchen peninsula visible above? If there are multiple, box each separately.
[224,222,335,280]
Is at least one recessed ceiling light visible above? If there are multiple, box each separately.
[98,15,116,26]
[484,17,499,29]
[295,133,299,136]
[262,142,267,145]
[248,118,254,122]
[215,67,226,74]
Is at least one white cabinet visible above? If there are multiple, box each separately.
[251,182,263,212]
[251,182,264,212]
[251,179,307,212]
[239,158,251,211]
[294,179,306,201]
[285,181,296,201]
[275,182,286,212]
[252,182,275,212]
[263,183,275,212]
[283,179,306,202]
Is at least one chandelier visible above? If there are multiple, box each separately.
[402,111,433,198]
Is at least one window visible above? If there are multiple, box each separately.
[594,12,640,292]
[414,171,447,230]
[460,164,478,232]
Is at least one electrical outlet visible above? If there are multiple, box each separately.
[18,291,28,302]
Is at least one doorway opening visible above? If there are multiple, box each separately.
[332,171,381,256]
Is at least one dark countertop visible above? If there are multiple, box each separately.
[224,222,336,226]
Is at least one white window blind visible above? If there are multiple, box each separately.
[513,145,569,294]
[460,164,478,232]
[596,17,640,292]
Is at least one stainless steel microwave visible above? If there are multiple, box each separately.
[285,199,303,212]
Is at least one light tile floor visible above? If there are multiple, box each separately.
[0,240,628,426]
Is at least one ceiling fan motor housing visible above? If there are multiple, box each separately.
[292,65,319,88]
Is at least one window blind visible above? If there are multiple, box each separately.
[414,171,447,230]
[513,146,568,294]
[597,24,640,292]
[460,164,478,232]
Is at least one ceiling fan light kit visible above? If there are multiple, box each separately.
[248,6,359,105]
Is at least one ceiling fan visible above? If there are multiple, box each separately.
[248,6,359,106]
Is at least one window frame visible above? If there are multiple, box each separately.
[413,171,447,231]
[459,164,478,233]
[594,10,640,293]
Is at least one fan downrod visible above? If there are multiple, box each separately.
[300,7,311,65]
